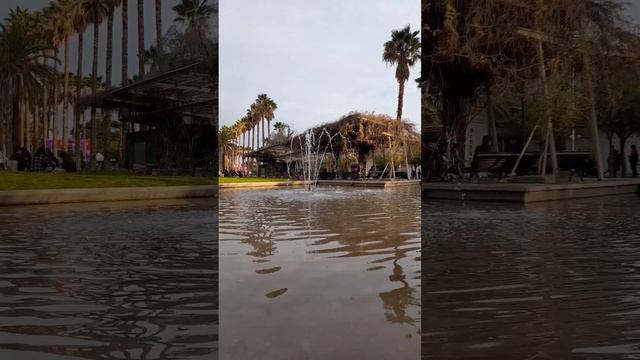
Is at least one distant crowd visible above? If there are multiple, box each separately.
[3,146,77,173]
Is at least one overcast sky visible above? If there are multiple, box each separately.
[219,0,421,133]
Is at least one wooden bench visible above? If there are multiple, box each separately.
[468,151,592,181]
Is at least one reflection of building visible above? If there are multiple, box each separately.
[78,62,217,174]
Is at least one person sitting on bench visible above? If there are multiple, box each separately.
[470,135,494,179]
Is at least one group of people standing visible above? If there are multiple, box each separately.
[8,146,77,173]
[608,145,638,178]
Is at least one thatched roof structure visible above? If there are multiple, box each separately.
[297,111,419,156]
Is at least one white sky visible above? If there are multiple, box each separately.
[219,0,421,133]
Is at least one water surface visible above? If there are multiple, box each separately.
[220,186,421,359]
[0,199,217,360]
[423,195,640,359]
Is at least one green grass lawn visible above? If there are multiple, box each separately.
[0,171,217,191]
[218,177,290,184]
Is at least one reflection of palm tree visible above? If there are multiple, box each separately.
[378,257,417,326]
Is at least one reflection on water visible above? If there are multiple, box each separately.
[423,195,640,359]
[0,199,218,360]
[220,187,421,360]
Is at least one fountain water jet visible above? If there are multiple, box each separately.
[288,128,348,191]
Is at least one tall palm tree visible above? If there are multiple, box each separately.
[52,0,81,153]
[34,8,55,149]
[104,0,122,165]
[121,0,128,85]
[27,6,62,153]
[246,108,256,150]
[120,0,128,161]
[155,0,163,70]
[137,0,144,78]
[73,3,87,163]
[0,14,57,152]
[84,0,108,167]
[256,94,277,142]
[383,25,420,179]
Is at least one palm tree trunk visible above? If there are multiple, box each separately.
[396,79,411,179]
[137,0,145,78]
[105,7,115,168]
[155,0,163,70]
[268,119,271,140]
[42,53,49,150]
[52,48,59,155]
[91,20,100,169]
[75,28,84,166]
[62,36,70,153]
[122,0,129,84]
[261,118,265,147]
[121,0,129,166]
[11,84,21,150]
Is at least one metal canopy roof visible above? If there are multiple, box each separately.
[77,62,216,126]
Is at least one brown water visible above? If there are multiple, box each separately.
[423,195,640,359]
[0,199,218,360]
[219,186,421,360]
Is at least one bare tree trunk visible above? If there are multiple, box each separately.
[582,49,605,181]
[535,40,558,178]
[486,85,498,151]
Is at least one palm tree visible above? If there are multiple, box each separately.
[73,3,87,164]
[121,0,128,85]
[137,0,144,78]
[0,13,57,152]
[383,25,420,179]
[249,102,263,149]
[256,94,277,142]
[84,0,108,168]
[155,0,163,69]
[172,0,215,55]
[246,108,256,150]
[52,0,81,153]
[104,0,122,164]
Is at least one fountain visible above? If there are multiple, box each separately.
[289,128,346,191]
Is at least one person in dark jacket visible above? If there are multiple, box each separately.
[31,148,48,172]
[45,148,60,169]
[59,152,77,173]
